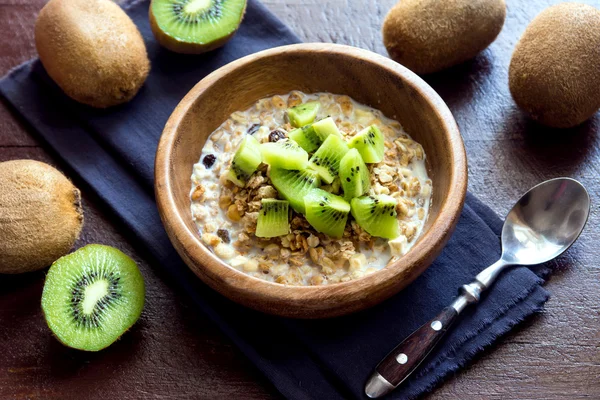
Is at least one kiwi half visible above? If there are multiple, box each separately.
[149,0,247,54]
[41,244,145,351]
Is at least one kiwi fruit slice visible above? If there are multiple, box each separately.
[348,125,385,163]
[260,139,309,170]
[0,160,83,274]
[255,199,290,238]
[339,149,370,200]
[289,124,322,153]
[312,117,343,140]
[149,0,247,54]
[269,167,320,214]
[41,244,145,351]
[225,135,262,187]
[287,101,320,128]
[308,134,349,184]
[303,189,350,239]
[351,195,399,239]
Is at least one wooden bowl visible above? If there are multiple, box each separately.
[155,43,467,318]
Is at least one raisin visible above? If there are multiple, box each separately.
[269,129,287,142]
[247,124,261,135]
[202,154,216,169]
[217,229,230,244]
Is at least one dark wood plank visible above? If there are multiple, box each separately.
[1,0,599,399]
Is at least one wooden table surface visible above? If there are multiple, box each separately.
[1,0,599,398]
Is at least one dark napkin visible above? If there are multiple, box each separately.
[0,0,550,398]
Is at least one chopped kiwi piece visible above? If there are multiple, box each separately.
[41,244,145,352]
[149,0,247,54]
[289,124,322,153]
[339,148,370,200]
[269,167,320,214]
[348,125,385,163]
[287,101,320,127]
[351,195,399,239]
[308,134,349,184]
[312,117,343,140]
[225,135,262,187]
[303,189,350,238]
[260,139,309,170]
[255,199,290,238]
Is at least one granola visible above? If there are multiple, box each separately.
[191,92,432,286]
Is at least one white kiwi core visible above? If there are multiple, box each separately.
[184,0,212,14]
[82,279,109,315]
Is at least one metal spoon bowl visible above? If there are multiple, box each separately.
[366,177,590,398]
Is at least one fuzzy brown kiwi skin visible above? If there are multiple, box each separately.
[149,0,247,55]
[383,0,506,75]
[509,3,600,129]
[34,0,150,108]
[0,160,84,274]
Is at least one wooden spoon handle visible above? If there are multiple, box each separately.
[366,280,488,398]
[375,306,458,387]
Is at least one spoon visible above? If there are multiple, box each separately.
[365,177,590,398]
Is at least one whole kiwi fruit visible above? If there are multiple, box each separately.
[34,0,150,108]
[383,0,506,74]
[509,3,600,128]
[0,160,84,274]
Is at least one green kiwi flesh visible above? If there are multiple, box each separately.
[226,135,262,187]
[287,101,320,128]
[289,124,322,153]
[269,167,320,214]
[348,125,385,163]
[41,244,145,351]
[351,195,399,239]
[304,189,350,238]
[260,139,309,170]
[339,148,370,200]
[308,134,349,184]
[255,199,290,238]
[150,0,246,51]
[312,117,343,140]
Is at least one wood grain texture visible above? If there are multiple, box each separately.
[1,0,600,398]
[155,43,467,318]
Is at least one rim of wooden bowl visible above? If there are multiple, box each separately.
[155,43,467,318]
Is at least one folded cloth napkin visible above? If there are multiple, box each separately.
[0,0,550,398]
